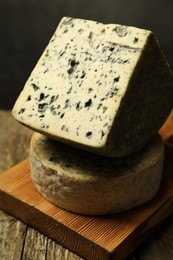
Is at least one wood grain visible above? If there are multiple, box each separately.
[0,211,27,260]
[0,110,82,260]
[1,110,173,259]
[0,137,173,259]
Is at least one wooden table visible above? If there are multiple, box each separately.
[1,109,173,260]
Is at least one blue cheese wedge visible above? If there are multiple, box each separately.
[12,17,173,157]
[30,132,164,215]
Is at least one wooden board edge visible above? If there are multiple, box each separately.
[0,188,111,260]
[1,156,173,260]
[112,196,173,259]
[1,121,173,260]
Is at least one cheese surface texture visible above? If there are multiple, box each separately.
[12,17,173,157]
[30,132,164,215]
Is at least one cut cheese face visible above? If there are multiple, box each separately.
[12,17,173,157]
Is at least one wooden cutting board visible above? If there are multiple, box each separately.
[0,113,173,260]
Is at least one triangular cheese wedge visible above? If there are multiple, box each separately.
[12,17,173,157]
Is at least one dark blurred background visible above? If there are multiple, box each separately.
[0,0,173,109]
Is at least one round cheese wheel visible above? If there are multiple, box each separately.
[29,132,164,215]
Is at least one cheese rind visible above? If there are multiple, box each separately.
[12,17,173,157]
[30,132,164,215]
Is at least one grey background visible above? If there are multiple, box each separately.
[0,0,173,109]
